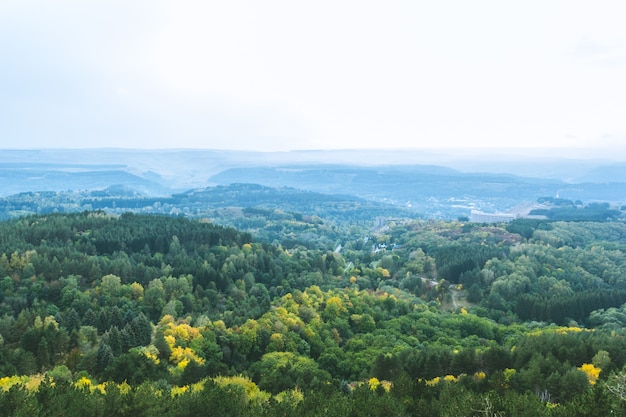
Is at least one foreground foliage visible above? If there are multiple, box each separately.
[1,212,626,414]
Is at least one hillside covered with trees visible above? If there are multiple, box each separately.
[1,212,626,415]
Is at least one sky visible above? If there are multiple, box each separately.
[2,1,626,155]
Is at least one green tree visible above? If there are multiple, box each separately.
[96,342,114,373]
[250,351,331,393]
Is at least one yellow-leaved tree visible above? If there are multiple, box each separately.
[578,363,601,385]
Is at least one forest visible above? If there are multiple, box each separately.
[1,211,626,415]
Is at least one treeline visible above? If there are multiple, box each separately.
[528,199,623,222]
[0,211,250,255]
[516,290,626,325]
[434,244,506,283]
[530,207,622,222]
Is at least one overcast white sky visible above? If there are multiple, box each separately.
[2,1,626,155]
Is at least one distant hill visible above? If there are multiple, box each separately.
[574,162,626,183]
[0,164,169,196]
[209,165,626,218]
[1,149,626,219]
[0,183,414,223]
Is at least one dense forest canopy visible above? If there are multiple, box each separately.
[1,211,626,415]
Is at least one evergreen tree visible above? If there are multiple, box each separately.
[130,313,152,346]
[37,336,50,370]
[64,308,81,333]
[96,342,114,373]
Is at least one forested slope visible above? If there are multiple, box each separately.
[1,212,626,415]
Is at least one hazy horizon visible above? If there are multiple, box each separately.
[2,145,625,163]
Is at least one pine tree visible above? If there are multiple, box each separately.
[37,336,50,369]
[96,342,114,373]
[133,313,152,346]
